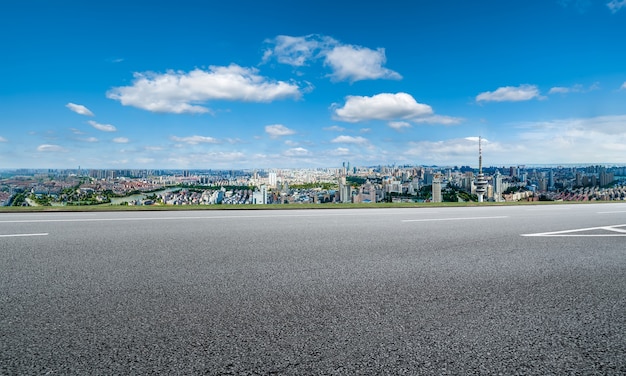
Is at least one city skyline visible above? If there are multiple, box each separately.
[2,0,626,169]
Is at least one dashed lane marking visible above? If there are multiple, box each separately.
[0,233,49,238]
[402,216,509,222]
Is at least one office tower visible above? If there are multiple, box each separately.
[432,175,442,203]
[548,169,555,190]
[268,172,277,188]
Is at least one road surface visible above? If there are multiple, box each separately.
[1,204,625,374]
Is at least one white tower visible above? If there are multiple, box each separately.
[475,137,488,203]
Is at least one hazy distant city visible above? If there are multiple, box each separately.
[2,162,625,208]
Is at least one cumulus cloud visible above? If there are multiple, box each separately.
[88,120,117,132]
[37,144,67,152]
[333,92,433,123]
[283,147,310,157]
[329,147,351,156]
[170,135,219,144]
[66,103,94,116]
[620,82,626,90]
[107,64,301,114]
[549,83,598,94]
[607,0,626,13]
[83,137,98,143]
[331,135,369,144]
[263,34,401,83]
[323,125,346,132]
[476,84,542,102]
[113,137,129,143]
[549,86,576,94]
[265,124,296,138]
[262,35,333,66]
[0,136,7,142]
[388,121,411,130]
[324,45,402,82]
[412,115,463,125]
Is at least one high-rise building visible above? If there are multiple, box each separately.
[268,172,277,188]
[432,176,442,203]
[548,169,555,190]
[252,185,267,204]
[493,170,503,202]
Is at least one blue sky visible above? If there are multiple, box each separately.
[2,0,626,169]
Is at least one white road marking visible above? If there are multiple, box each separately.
[0,233,49,238]
[0,211,408,224]
[521,224,626,237]
[402,216,508,222]
[598,211,626,214]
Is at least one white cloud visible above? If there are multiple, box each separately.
[0,136,7,142]
[263,34,401,83]
[476,84,541,102]
[464,136,490,143]
[402,115,626,166]
[83,137,98,143]
[107,64,301,114]
[388,121,411,130]
[607,0,626,13]
[333,92,433,123]
[170,135,219,145]
[401,115,626,165]
[88,120,117,132]
[511,115,626,162]
[323,45,402,82]
[620,82,626,90]
[262,35,333,66]
[66,103,94,116]
[265,124,296,138]
[329,147,350,156]
[412,115,463,125]
[331,135,369,144]
[283,147,310,157]
[549,86,572,94]
[284,140,299,146]
[37,144,67,152]
[70,128,84,135]
[113,137,129,143]
[549,83,598,94]
[323,125,346,132]
[404,138,507,165]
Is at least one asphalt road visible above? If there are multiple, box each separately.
[1,204,625,375]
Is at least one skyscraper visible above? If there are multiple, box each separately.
[432,175,442,203]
